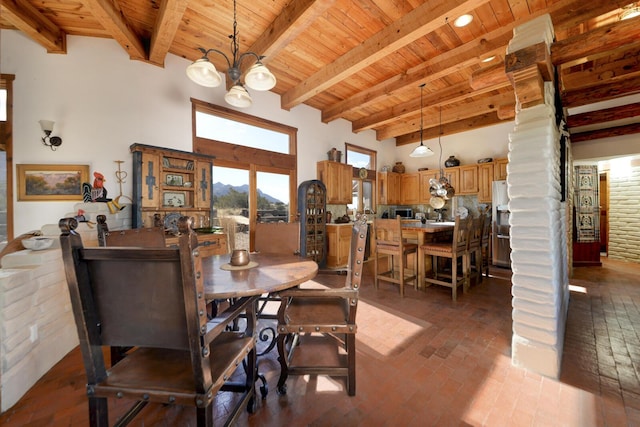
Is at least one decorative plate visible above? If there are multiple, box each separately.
[164,212,182,234]
[358,167,368,179]
[429,196,445,209]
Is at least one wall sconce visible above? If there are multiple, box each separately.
[39,120,62,151]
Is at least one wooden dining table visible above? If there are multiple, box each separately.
[402,221,456,289]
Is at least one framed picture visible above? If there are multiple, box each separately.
[163,192,185,207]
[17,164,90,201]
[166,174,183,186]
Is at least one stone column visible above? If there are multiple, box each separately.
[505,14,570,379]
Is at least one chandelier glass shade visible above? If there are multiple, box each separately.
[186,0,276,107]
[410,83,435,158]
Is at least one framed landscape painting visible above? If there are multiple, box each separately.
[17,164,90,201]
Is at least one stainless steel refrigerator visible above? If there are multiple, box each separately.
[492,180,511,268]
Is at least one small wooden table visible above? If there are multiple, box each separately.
[402,222,455,289]
[201,253,318,300]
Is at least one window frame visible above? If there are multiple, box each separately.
[191,98,298,250]
[0,74,15,241]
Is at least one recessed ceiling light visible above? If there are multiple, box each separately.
[454,14,473,27]
[481,56,496,63]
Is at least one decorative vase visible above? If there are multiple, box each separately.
[392,161,405,173]
[444,155,460,167]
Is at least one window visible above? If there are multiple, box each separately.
[192,99,297,251]
[345,143,376,215]
[0,74,14,244]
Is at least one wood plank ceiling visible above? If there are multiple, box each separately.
[2,0,640,147]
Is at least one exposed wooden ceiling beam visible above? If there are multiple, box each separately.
[149,0,190,66]
[394,112,504,146]
[551,14,640,67]
[562,75,640,108]
[321,0,628,126]
[570,122,640,142]
[0,0,66,53]
[81,0,147,61]
[560,47,640,91]
[353,81,509,135]
[280,0,491,110]
[567,103,640,128]
[378,91,515,141]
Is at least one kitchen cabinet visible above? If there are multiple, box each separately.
[442,167,460,193]
[419,170,439,203]
[477,162,494,203]
[458,165,479,195]
[494,158,508,181]
[400,173,420,205]
[378,171,401,205]
[317,160,352,204]
[326,224,352,268]
[131,143,214,230]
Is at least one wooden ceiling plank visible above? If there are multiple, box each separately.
[149,0,190,66]
[280,0,492,110]
[567,102,640,128]
[551,14,640,66]
[82,0,147,61]
[1,0,66,53]
[562,75,640,108]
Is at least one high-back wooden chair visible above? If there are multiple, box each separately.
[420,216,471,301]
[480,212,492,278]
[96,214,167,364]
[467,216,484,285]
[61,216,257,426]
[373,215,418,297]
[275,215,368,396]
[254,222,300,255]
[96,214,166,248]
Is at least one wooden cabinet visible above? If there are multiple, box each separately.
[326,224,352,268]
[166,232,227,255]
[317,160,352,204]
[131,143,214,230]
[442,167,459,193]
[378,171,401,205]
[458,165,478,195]
[298,180,327,266]
[419,170,439,203]
[477,162,494,203]
[494,158,508,181]
[400,173,420,205]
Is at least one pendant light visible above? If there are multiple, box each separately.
[410,84,435,158]
[186,0,276,108]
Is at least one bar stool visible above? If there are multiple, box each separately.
[420,216,471,301]
[467,216,484,285]
[374,216,418,297]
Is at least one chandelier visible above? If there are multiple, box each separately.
[409,83,435,158]
[186,0,276,108]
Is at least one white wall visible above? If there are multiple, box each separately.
[1,30,394,235]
